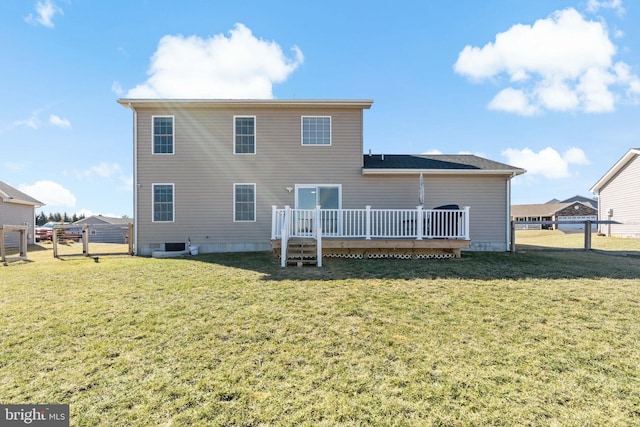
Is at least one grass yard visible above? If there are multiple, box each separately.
[1,239,640,425]
[515,229,640,252]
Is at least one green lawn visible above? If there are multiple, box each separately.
[515,229,640,252]
[2,240,640,426]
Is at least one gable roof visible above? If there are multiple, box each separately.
[559,195,597,208]
[0,180,44,207]
[590,148,640,193]
[362,154,526,175]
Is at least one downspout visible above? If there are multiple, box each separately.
[506,173,514,251]
[129,103,138,255]
[594,192,602,235]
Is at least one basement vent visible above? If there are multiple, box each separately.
[165,242,186,251]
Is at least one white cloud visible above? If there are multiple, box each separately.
[454,8,639,115]
[2,162,26,172]
[586,0,625,15]
[536,80,580,111]
[25,0,63,28]
[111,81,124,96]
[4,112,74,132]
[488,88,540,116]
[118,174,133,191]
[75,208,123,219]
[74,162,123,180]
[72,163,132,191]
[19,180,76,207]
[501,147,589,179]
[422,149,443,155]
[49,114,71,129]
[10,115,39,130]
[127,23,304,99]
[564,147,591,165]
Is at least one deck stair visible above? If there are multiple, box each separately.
[286,238,318,266]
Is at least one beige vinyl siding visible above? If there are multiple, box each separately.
[347,175,508,250]
[133,101,513,254]
[0,201,36,245]
[598,154,640,237]
[134,105,365,254]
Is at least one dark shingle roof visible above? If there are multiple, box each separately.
[362,154,525,173]
[0,180,44,206]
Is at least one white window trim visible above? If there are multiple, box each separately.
[152,115,175,155]
[233,183,256,222]
[301,116,332,146]
[233,116,256,155]
[152,183,175,223]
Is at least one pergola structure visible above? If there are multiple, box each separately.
[0,225,28,264]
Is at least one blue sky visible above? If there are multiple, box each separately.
[2,0,639,217]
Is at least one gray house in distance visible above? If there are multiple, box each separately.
[511,201,597,230]
[74,215,132,243]
[118,99,525,256]
[0,180,43,245]
[590,148,640,237]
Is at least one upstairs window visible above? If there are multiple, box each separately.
[153,184,174,222]
[302,116,331,146]
[234,184,256,222]
[153,116,174,154]
[234,116,256,154]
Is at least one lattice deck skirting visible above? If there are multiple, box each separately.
[272,239,470,260]
[321,247,459,260]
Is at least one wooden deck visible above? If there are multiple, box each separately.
[272,238,471,260]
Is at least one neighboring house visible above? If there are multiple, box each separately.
[590,148,640,237]
[74,215,132,243]
[0,180,44,245]
[511,202,598,230]
[118,99,525,256]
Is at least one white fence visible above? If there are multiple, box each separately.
[272,206,470,240]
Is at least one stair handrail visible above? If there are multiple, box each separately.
[280,206,291,267]
[316,225,322,267]
[315,205,322,267]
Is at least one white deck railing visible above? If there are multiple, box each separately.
[272,205,470,241]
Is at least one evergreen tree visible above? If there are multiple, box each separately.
[38,212,87,224]
[36,212,47,226]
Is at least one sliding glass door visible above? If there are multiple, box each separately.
[295,185,341,235]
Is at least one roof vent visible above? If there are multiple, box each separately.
[381,154,384,161]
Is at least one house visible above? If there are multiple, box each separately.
[0,180,44,245]
[590,148,640,237]
[74,215,132,243]
[511,201,597,230]
[118,99,525,257]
